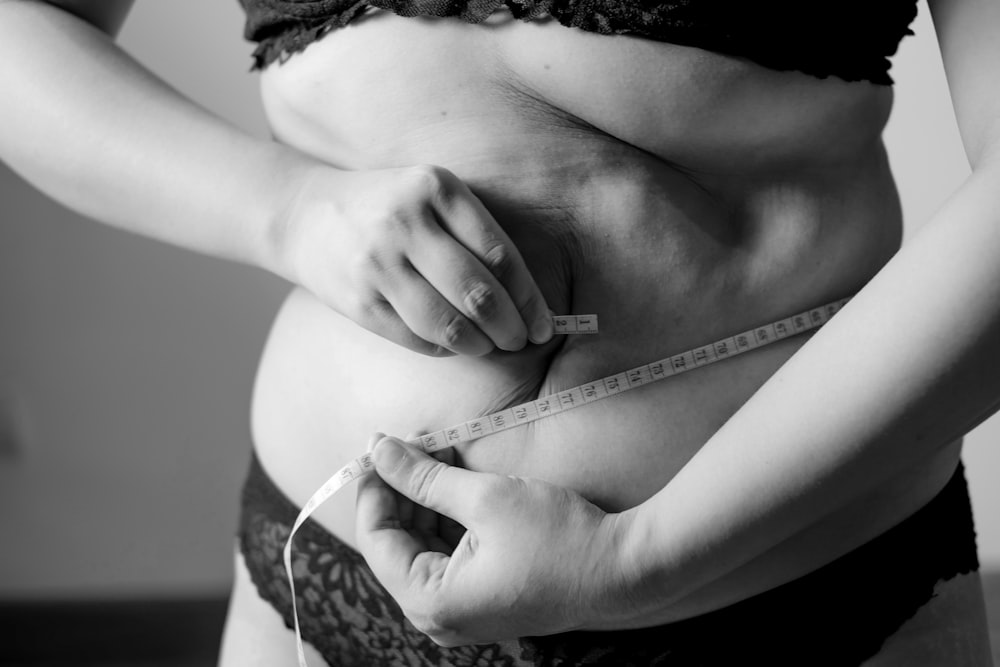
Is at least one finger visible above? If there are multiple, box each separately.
[361,299,456,357]
[427,181,553,345]
[372,436,491,527]
[356,454,405,533]
[367,432,416,528]
[367,432,385,454]
[355,461,450,593]
[413,447,455,539]
[401,431,426,447]
[379,262,494,356]
[410,224,528,352]
[428,448,466,549]
[406,432,435,536]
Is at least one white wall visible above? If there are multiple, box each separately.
[884,3,1000,569]
[0,0,281,597]
[0,0,996,600]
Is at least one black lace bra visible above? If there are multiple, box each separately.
[238,0,918,84]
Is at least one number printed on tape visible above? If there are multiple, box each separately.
[282,299,849,666]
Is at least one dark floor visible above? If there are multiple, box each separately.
[1,571,998,666]
[0,596,228,667]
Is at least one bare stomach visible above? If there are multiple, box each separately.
[249,10,932,565]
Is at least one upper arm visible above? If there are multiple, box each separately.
[13,0,137,36]
[928,0,1000,168]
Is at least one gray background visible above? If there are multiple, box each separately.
[0,0,997,601]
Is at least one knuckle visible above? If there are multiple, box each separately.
[463,281,499,321]
[483,242,513,279]
[409,460,445,507]
[373,208,417,236]
[438,313,471,349]
[405,334,451,357]
[351,249,400,287]
[355,300,399,339]
[352,293,386,322]
[352,249,386,277]
[425,344,457,358]
[407,164,453,202]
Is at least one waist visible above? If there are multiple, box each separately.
[252,44,903,529]
[252,199,896,528]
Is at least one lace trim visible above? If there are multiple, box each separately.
[239,0,918,84]
[237,453,977,666]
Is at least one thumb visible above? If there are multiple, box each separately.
[373,436,481,524]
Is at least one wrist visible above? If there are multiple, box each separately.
[252,144,326,281]
[584,506,668,630]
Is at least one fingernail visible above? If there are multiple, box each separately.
[374,437,406,473]
[367,432,385,453]
[529,311,554,344]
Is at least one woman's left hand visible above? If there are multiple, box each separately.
[355,435,635,646]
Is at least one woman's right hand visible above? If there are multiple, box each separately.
[276,163,554,356]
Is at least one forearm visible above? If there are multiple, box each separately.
[0,0,317,274]
[611,156,1000,627]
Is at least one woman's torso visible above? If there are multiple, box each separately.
[249,7,959,599]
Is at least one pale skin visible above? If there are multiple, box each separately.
[0,1,996,665]
[0,1,553,359]
[356,0,1000,656]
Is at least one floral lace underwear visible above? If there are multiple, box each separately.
[238,452,978,666]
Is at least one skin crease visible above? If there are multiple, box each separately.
[0,1,994,665]
[261,7,990,665]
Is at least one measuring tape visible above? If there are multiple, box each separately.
[282,299,849,666]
